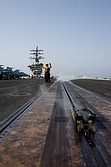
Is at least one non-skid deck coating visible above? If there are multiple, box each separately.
[0,83,56,167]
[0,82,84,167]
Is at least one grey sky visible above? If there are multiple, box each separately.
[0,0,111,78]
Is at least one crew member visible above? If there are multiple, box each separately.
[42,63,52,82]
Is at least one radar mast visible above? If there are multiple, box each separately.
[28,46,44,77]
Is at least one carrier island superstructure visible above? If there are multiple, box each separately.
[28,46,44,77]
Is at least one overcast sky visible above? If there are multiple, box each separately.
[0,0,111,78]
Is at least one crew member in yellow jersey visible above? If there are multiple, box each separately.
[42,63,52,82]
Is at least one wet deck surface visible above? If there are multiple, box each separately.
[0,81,83,167]
[0,79,111,167]
[0,79,53,121]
